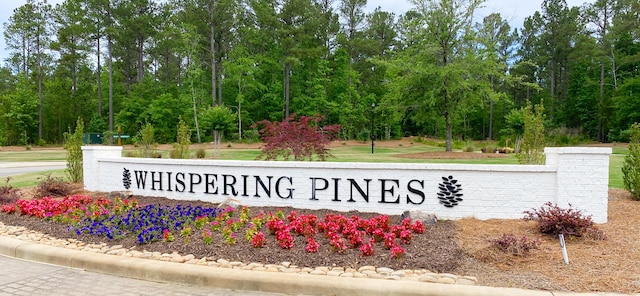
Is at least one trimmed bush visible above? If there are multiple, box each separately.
[523,202,605,240]
[622,123,640,200]
[489,233,540,255]
[0,177,21,205]
[35,174,74,198]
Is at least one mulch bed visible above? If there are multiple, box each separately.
[0,195,464,273]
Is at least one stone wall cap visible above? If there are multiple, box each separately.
[544,147,612,155]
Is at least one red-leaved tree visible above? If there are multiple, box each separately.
[253,114,341,161]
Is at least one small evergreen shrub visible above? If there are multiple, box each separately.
[517,100,546,164]
[481,146,496,153]
[489,233,540,255]
[137,122,158,158]
[35,174,73,198]
[171,117,191,159]
[196,148,206,159]
[523,202,606,240]
[464,146,474,152]
[622,123,640,200]
[64,117,84,182]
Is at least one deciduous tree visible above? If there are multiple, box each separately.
[254,114,340,161]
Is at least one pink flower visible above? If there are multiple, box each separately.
[391,246,405,259]
[305,237,320,253]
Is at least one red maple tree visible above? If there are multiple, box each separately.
[253,114,341,161]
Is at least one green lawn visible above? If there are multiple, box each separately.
[2,170,67,188]
[0,150,66,162]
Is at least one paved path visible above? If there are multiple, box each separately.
[0,255,288,296]
[0,162,66,178]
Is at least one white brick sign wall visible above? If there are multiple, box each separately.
[82,146,611,223]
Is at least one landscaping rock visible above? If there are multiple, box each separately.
[400,209,438,225]
[216,198,242,211]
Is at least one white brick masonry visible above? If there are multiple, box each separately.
[82,146,612,223]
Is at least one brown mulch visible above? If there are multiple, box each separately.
[455,188,640,294]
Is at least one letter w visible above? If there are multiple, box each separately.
[134,171,148,189]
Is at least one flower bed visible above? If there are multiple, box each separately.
[1,195,428,259]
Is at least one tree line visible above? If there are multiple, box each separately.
[1,0,638,150]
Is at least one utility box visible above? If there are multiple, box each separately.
[83,133,103,144]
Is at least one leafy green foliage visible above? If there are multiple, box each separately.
[171,117,191,159]
[63,118,84,182]
[517,101,546,165]
[136,122,158,158]
[254,114,341,161]
[622,123,640,200]
[1,0,639,146]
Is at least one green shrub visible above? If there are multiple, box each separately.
[452,140,465,150]
[124,151,138,157]
[622,123,640,200]
[242,129,261,143]
[464,146,474,152]
[609,129,631,143]
[196,148,206,158]
[357,129,371,142]
[517,101,545,164]
[171,117,191,159]
[137,122,158,158]
[102,131,114,145]
[64,117,84,183]
[481,145,496,153]
[38,138,47,146]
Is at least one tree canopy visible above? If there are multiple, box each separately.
[1,0,639,146]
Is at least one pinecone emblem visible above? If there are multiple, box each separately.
[122,168,132,189]
[437,175,463,208]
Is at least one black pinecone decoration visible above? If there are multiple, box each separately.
[437,175,463,208]
[122,168,132,189]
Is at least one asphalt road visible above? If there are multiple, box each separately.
[0,162,66,178]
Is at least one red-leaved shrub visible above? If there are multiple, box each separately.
[489,233,540,255]
[523,202,606,240]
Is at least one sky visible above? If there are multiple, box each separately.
[0,0,594,64]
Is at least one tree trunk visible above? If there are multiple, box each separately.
[191,78,202,143]
[488,75,494,140]
[97,37,103,117]
[37,34,43,141]
[137,34,144,82]
[210,0,217,106]
[108,36,114,144]
[285,62,291,118]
